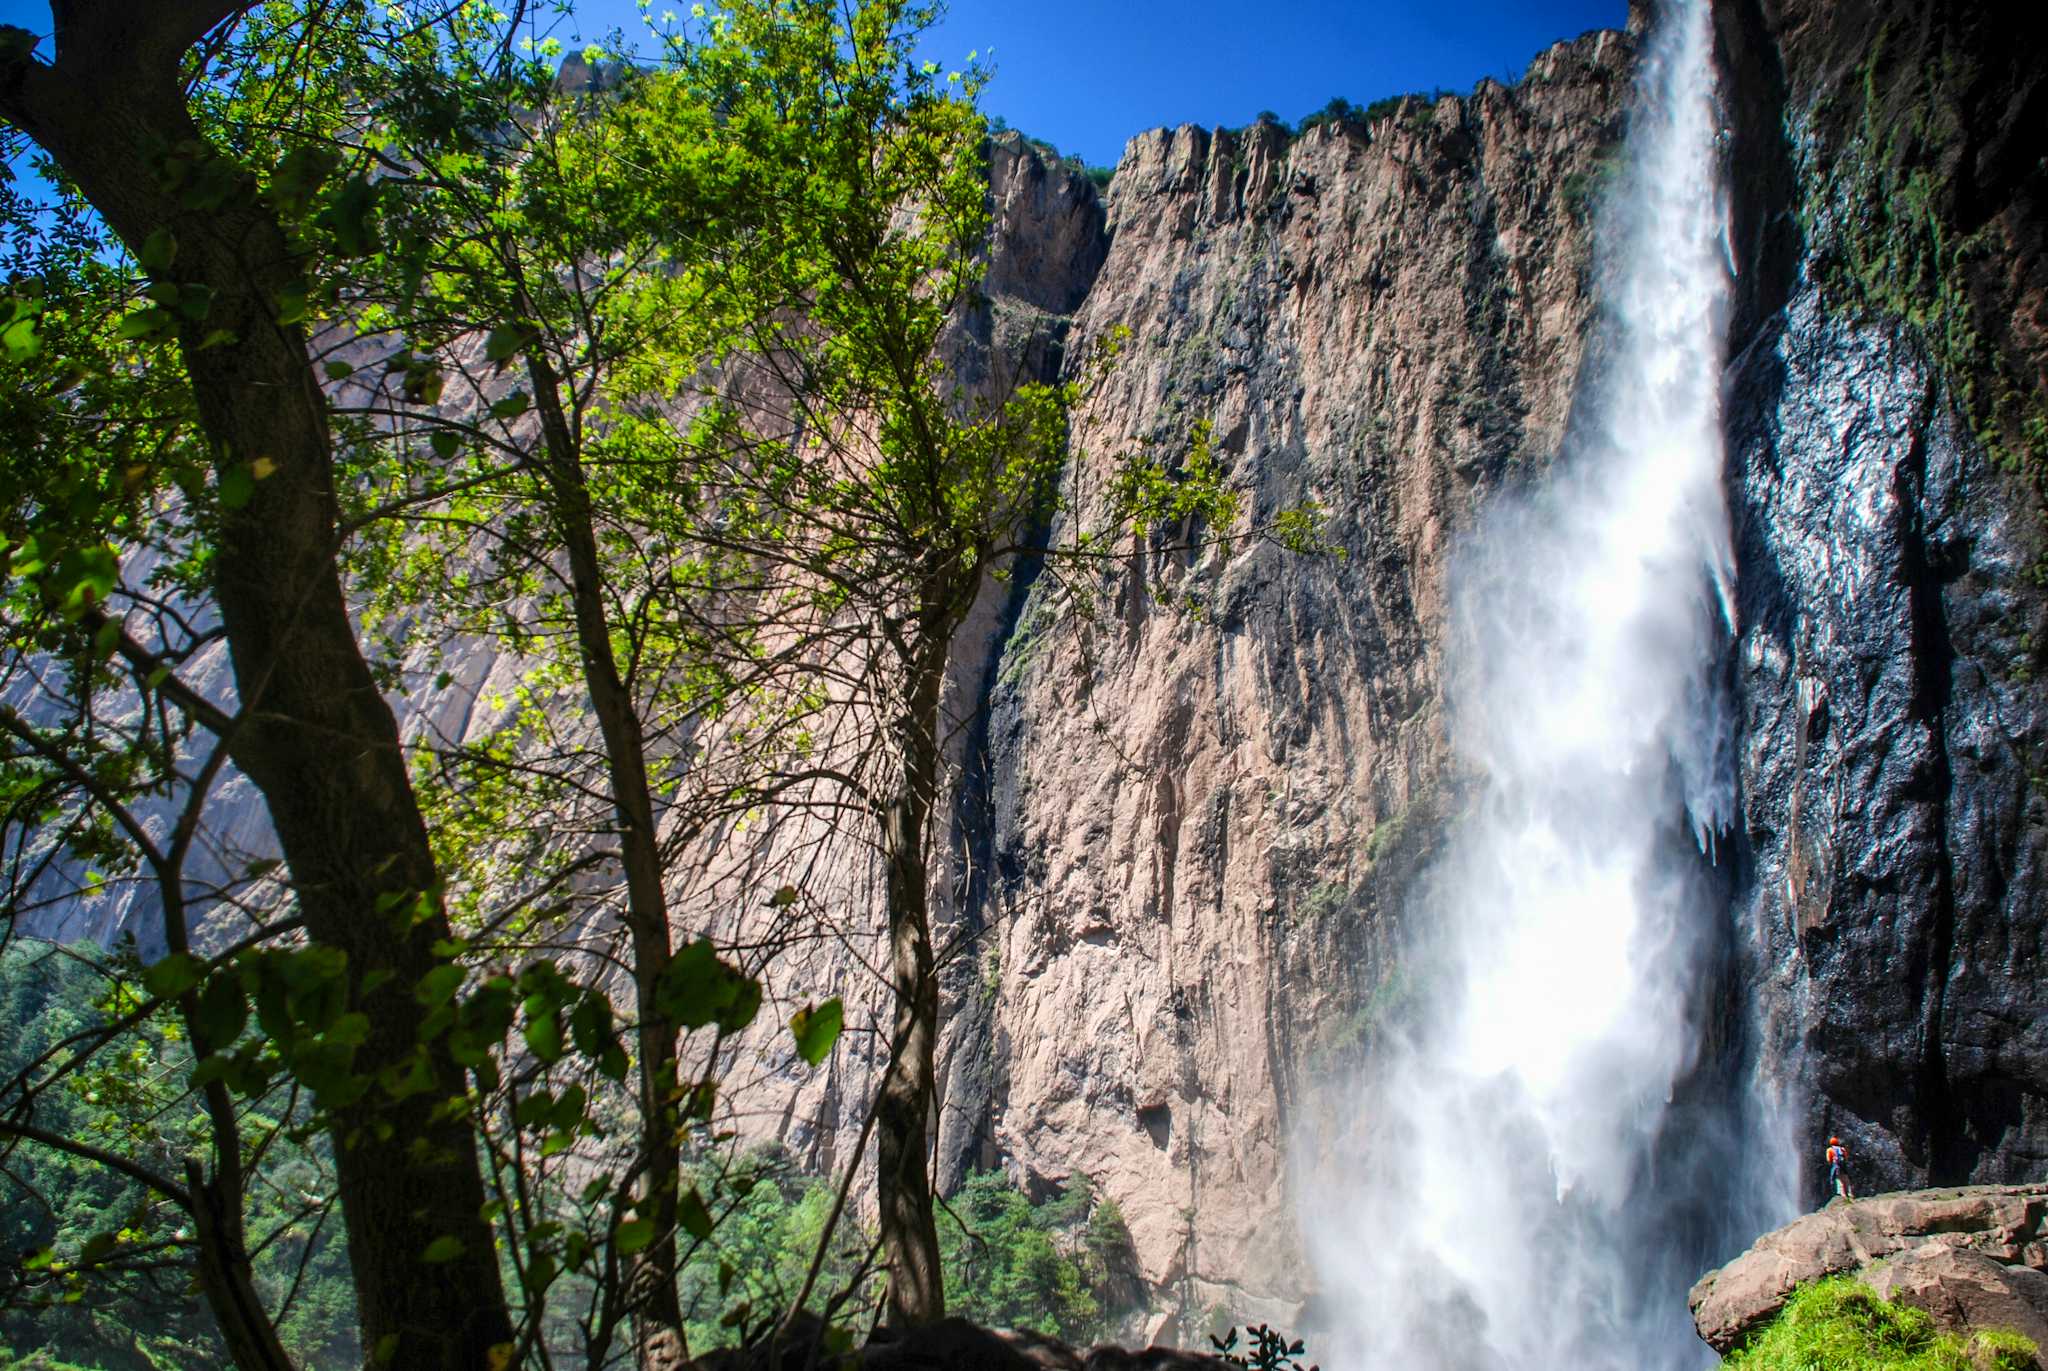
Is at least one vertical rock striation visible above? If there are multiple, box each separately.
[965,34,1635,1323]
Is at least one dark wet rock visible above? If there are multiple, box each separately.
[1719,0,2048,1199]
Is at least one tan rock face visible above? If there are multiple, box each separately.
[1688,1185,2048,1353]
[961,33,1633,1320]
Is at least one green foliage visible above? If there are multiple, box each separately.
[1561,147,1625,223]
[936,1171,1138,1343]
[1295,97,1361,133]
[0,941,358,1370]
[1808,25,2046,478]
[1725,1278,2037,1371]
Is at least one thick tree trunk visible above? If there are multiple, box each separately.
[528,356,688,1369]
[2,9,514,1367]
[874,624,949,1328]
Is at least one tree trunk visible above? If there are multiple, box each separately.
[187,1159,298,1371]
[527,354,688,1369]
[2,9,515,1367]
[875,620,949,1328]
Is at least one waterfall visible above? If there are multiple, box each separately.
[1302,1,1795,1365]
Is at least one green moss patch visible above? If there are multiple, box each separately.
[1724,1278,2038,1371]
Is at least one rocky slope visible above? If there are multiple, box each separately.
[1690,1184,2048,1360]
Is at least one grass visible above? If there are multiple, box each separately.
[1725,1278,2038,1371]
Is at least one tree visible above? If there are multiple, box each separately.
[577,0,1320,1327]
[1,5,516,1364]
[4,0,1326,1356]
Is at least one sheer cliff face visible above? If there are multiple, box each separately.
[1715,0,2048,1191]
[952,35,1637,1320]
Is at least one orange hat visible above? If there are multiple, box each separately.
[1828,1137,1840,1145]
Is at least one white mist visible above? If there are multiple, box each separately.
[1302,1,1788,1365]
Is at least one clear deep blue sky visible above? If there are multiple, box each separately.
[1,0,1625,169]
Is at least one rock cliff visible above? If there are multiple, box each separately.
[1715,0,2048,1195]
[959,30,1637,1324]
[930,0,2048,1326]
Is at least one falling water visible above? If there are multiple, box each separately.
[1303,0,1793,1366]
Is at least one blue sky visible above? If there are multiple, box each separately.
[1,0,1625,169]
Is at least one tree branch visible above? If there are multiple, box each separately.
[0,1115,194,1210]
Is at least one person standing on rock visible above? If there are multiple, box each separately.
[1826,1136,1854,1201]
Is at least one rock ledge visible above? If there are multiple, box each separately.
[1690,1185,2048,1357]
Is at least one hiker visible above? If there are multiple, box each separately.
[1825,1136,1854,1201]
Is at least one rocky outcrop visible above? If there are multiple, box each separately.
[1689,1184,2048,1356]
[1864,1246,2048,1366]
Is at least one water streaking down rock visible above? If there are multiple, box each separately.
[1690,1184,2048,1356]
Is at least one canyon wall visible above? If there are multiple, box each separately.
[913,0,2048,1328]
[950,31,1638,1325]
[1715,0,2048,1196]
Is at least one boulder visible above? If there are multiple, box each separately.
[1861,1246,2048,1369]
[1690,1185,2048,1354]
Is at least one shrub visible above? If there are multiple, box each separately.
[1725,1278,2038,1371]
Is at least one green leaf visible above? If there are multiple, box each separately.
[429,431,461,459]
[324,360,355,380]
[716,976,761,1034]
[268,145,341,214]
[193,975,248,1046]
[416,963,465,1006]
[483,324,533,363]
[678,1187,714,1241]
[137,227,178,273]
[275,283,309,325]
[317,175,382,258]
[657,938,759,1031]
[614,1218,655,1255]
[569,992,616,1058]
[789,997,843,1066]
[523,1008,564,1063]
[142,953,204,1000]
[420,1235,465,1264]
[1,313,39,361]
[323,1011,371,1048]
[115,307,175,341]
[217,465,256,510]
[489,390,531,420]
